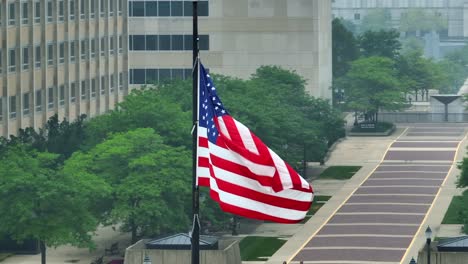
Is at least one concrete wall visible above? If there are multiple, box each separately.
[124,239,241,264]
[418,251,468,264]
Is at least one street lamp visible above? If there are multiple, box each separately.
[425,226,432,264]
[143,253,152,264]
[409,257,417,264]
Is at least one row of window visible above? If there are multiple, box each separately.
[129,1,208,17]
[2,0,123,27]
[129,34,209,51]
[129,68,192,84]
[0,73,125,121]
[0,36,123,74]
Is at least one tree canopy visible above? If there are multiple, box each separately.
[359,29,402,59]
[399,9,447,33]
[359,9,393,33]
[332,18,360,79]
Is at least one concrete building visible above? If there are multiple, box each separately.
[128,0,333,100]
[0,0,129,138]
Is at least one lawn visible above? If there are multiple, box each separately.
[239,236,287,261]
[317,166,362,180]
[0,253,12,262]
[442,192,468,224]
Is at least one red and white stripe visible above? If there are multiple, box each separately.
[197,115,314,223]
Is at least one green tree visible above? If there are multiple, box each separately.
[400,9,447,33]
[339,56,406,122]
[0,144,109,264]
[359,9,392,33]
[332,18,360,78]
[65,128,192,243]
[359,29,402,59]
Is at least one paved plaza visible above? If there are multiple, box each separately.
[268,124,468,264]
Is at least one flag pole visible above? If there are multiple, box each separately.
[191,1,200,264]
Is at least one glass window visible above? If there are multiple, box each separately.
[109,0,113,16]
[184,69,192,79]
[109,36,114,54]
[47,43,54,65]
[58,0,64,21]
[9,48,16,72]
[145,1,157,16]
[146,69,157,84]
[132,35,145,50]
[81,80,87,100]
[146,35,157,50]
[91,78,96,97]
[48,87,54,108]
[34,1,40,23]
[119,72,123,90]
[130,69,144,84]
[183,1,192,17]
[59,85,65,105]
[9,96,16,118]
[199,1,209,16]
[171,1,183,16]
[81,40,86,59]
[184,35,193,50]
[47,0,53,22]
[9,2,16,25]
[158,1,170,16]
[0,50,2,74]
[23,93,30,115]
[159,69,171,81]
[0,99,2,121]
[199,35,210,50]
[59,42,65,63]
[36,89,42,111]
[100,37,106,56]
[22,46,29,70]
[110,74,115,93]
[100,0,105,17]
[80,0,85,18]
[70,0,75,20]
[119,35,123,53]
[35,45,41,68]
[22,2,29,24]
[90,39,95,57]
[100,76,105,95]
[171,35,183,50]
[70,82,76,102]
[159,35,171,50]
[173,69,184,80]
[131,1,144,17]
[70,41,76,62]
[118,0,122,15]
[90,0,95,18]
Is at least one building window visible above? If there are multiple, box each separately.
[91,78,96,98]
[109,0,114,16]
[130,69,145,84]
[119,35,123,53]
[0,98,2,121]
[129,1,208,17]
[47,0,53,22]
[70,41,76,63]
[119,72,123,90]
[90,39,96,58]
[81,40,86,60]
[81,80,87,100]
[48,87,54,109]
[100,37,106,56]
[70,82,76,102]
[90,0,96,18]
[109,36,114,55]
[171,35,183,50]
[118,0,122,15]
[130,35,209,51]
[0,50,2,74]
[47,43,54,66]
[70,0,75,20]
[59,85,65,106]
[145,1,157,16]
[9,96,16,119]
[158,1,170,16]
[100,76,105,95]
[35,45,41,68]
[171,1,183,16]
[110,74,115,93]
[59,42,65,64]
[58,0,64,21]
[159,35,170,50]
[80,0,85,19]
[100,0,105,17]
[130,1,144,16]
[9,48,16,72]
[22,2,29,25]
[36,89,42,111]
[34,1,40,23]
[23,92,30,115]
[130,68,192,84]
[9,2,16,25]
[22,46,29,70]
[354,13,360,20]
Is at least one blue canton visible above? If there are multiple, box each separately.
[199,64,229,144]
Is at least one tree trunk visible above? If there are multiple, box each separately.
[375,111,379,124]
[40,240,46,264]
[415,91,418,101]
[130,217,137,244]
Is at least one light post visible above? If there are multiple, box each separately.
[143,253,152,264]
[409,257,417,264]
[425,226,432,264]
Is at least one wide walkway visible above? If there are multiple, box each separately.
[269,124,468,264]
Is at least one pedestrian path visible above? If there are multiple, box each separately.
[272,124,467,264]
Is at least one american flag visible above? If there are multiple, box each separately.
[197,63,313,223]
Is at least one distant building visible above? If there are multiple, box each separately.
[128,0,333,100]
[0,0,129,138]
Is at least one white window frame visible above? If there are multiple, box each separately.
[8,2,16,26]
[22,46,29,70]
[22,1,29,25]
